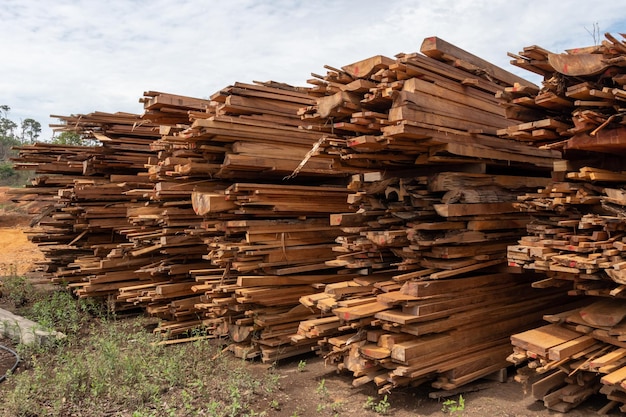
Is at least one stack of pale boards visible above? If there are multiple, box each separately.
[498,32,626,412]
[509,300,626,414]
[8,34,584,401]
[504,163,626,413]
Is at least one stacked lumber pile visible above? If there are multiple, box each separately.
[293,167,579,393]
[299,36,560,171]
[11,111,161,281]
[149,81,350,180]
[287,37,577,393]
[507,166,626,413]
[300,273,579,393]
[11,104,237,326]
[498,32,626,152]
[509,304,626,414]
[11,36,585,392]
[191,183,356,361]
[504,33,626,413]
[10,85,356,357]
[139,85,360,358]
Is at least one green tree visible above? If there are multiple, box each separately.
[0,105,20,160]
[52,131,86,146]
[0,105,18,137]
[0,105,41,186]
[19,118,41,144]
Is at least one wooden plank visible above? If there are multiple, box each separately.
[433,202,516,217]
[341,55,395,79]
[532,370,568,400]
[400,273,518,298]
[579,299,626,327]
[510,324,581,356]
[547,335,596,361]
[420,36,538,88]
[334,301,390,321]
[548,53,608,76]
[602,365,626,386]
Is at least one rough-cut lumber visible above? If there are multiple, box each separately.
[11,35,577,398]
[420,36,538,89]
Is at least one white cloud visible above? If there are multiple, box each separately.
[1,0,625,139]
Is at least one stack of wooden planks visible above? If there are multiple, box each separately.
[10,110,226,325]
[190,183,356,361]
[143,40,564,360]
[503,33,626,413]
[10,36,584,393]
[292,165,578,393]
[11,111,162,283]
[299,36,560,171]
[506,164,626,412]
[286,37,575,392]
[150,81,351,180]
[508,302,626,414]
[139,85,360,359]
[498,32,626,152]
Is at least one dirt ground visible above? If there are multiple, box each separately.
[0,187,45,276]
[244,353,611,417]
[0,186,619,416]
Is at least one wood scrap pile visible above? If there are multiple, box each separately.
[48,108,213,315]
[508,300,626,414]
[139,85,360,358]
[498,32,626,152]
[503,33,626,413]
[9,85,356,358]
[190,183,356,361]
[11,104,238,327]
[149,81,350,180]
[299,36,560,171]
[140,49,559,358]
[293,166,578,393]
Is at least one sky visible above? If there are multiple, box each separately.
[2,0,626,140]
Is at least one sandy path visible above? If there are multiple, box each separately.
[0,186,45,276]
[0,227,45,276]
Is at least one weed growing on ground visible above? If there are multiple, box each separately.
[29,289,106,335]
[441,395,465,414]
[1,274,35,307]
[297,359,307,372]
[316,378,328,397]
[269,399,280,410]
[313,377,344,415]
[363,395,391,415]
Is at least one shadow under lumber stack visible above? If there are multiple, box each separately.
[503,33,626,414]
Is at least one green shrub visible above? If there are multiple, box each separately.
[1,275,35,307]
[28,290,104,335]
[0,161,15,180]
